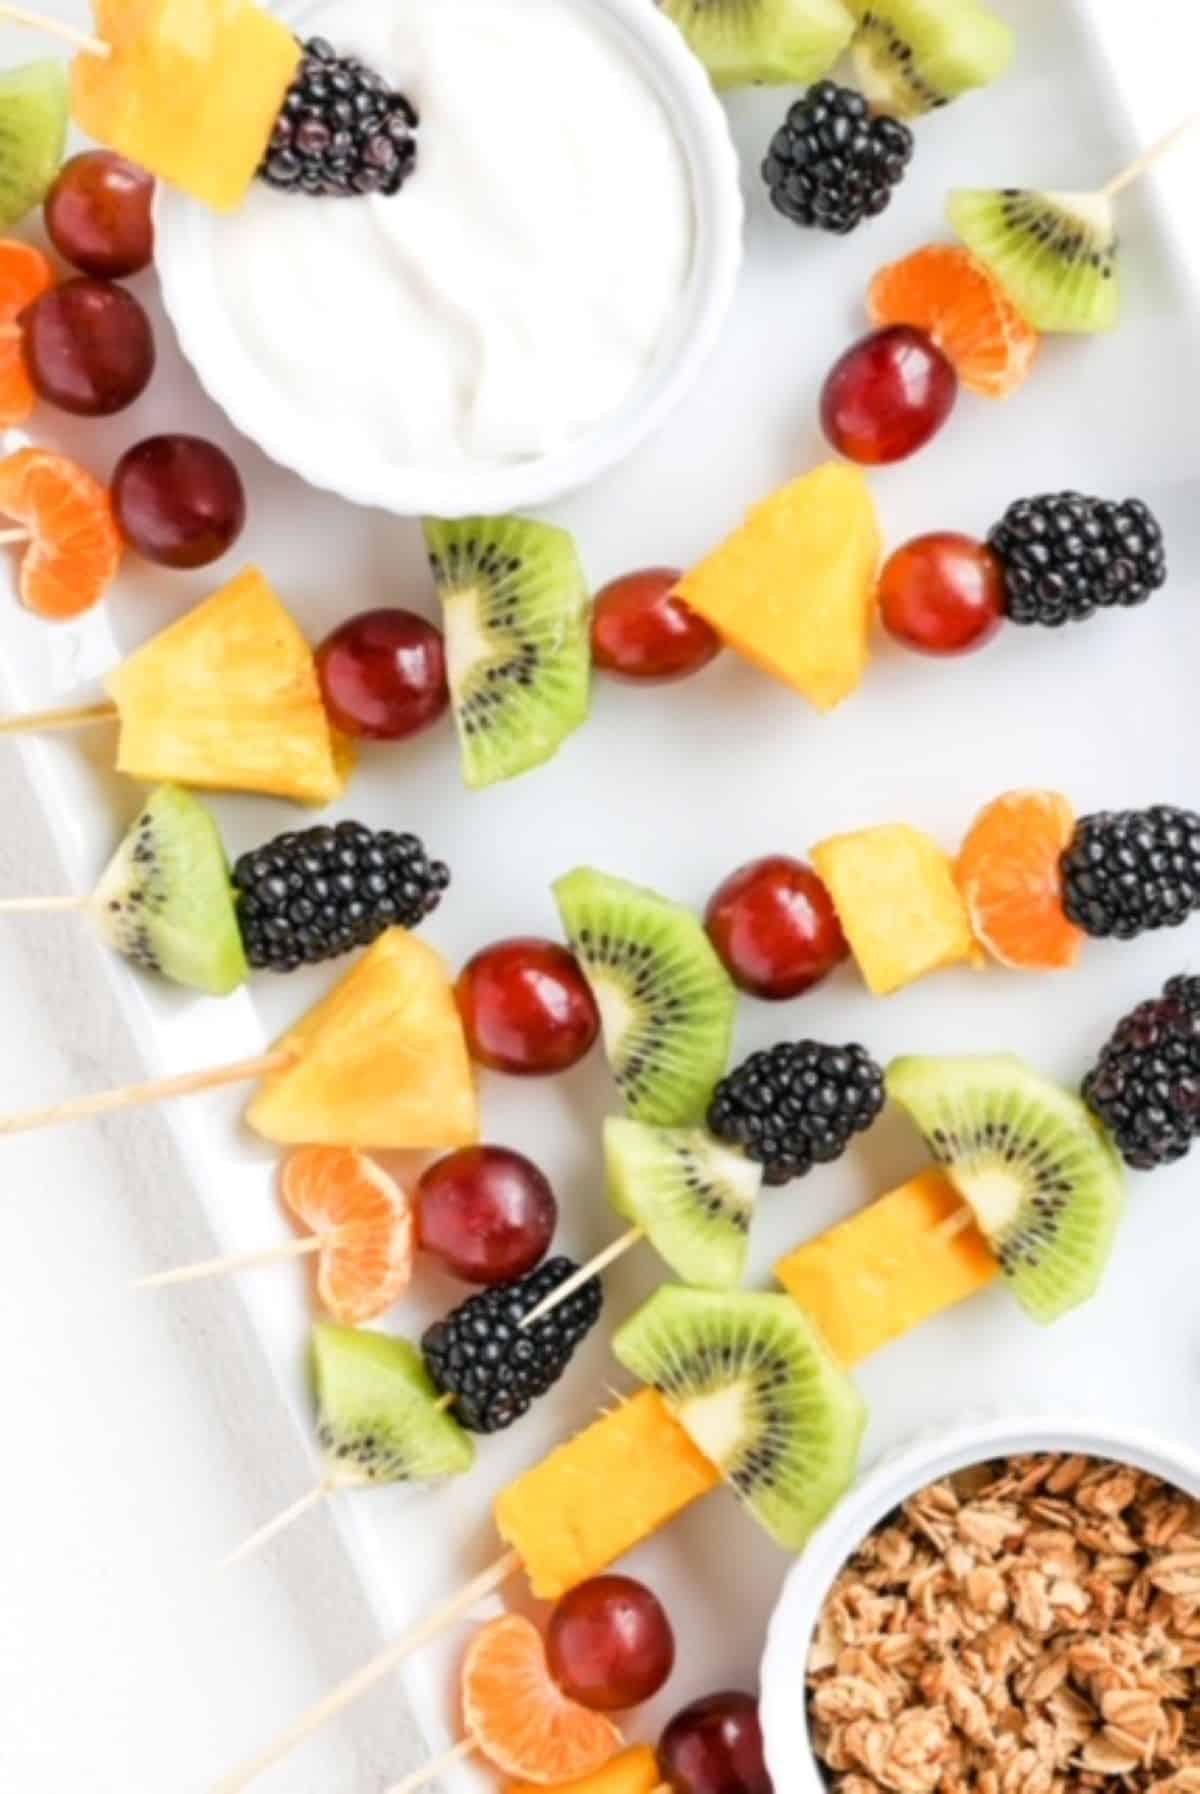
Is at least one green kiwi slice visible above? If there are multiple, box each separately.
[555,868,736,1126]
[0,60,67,231]
[312,1323,474,1487]
[848,0,1014,118]
[605,1117,760,1289]
[89,784,248,997]
[948,189,1120,334]
[423,515,590,790]
[661,0,854,88]
[886,1054,1126,1323]
[613,1285,866,1549]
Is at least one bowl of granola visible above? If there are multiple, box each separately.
[760,1415,1200,1794]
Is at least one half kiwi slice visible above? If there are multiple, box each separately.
[948,189,1120,334]
[660,0,854,88]
[312,1323,474,1487]
[886,1054,1126,1323]
[423,515,590,790]
[614,1286,866,1550]
[0,60,68,230]
[848,0,1014,118]
[555,868,736,1126]
[605,1117,761,1289]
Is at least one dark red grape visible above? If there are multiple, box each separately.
[415,1146,557,1284]
[592,568,721,683]
[878,531,1006,655]
[547,1575,675,1711]
[112,434,245,569]
[659,1693,773,1794]
[317,608,449,741]
[456,938,599,1077]
[21,277,155,416]
[706,856,848,1000]
[44,150,155,278]
[820,325,956,465]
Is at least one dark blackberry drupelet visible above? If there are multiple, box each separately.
[707,1041,885,1186]
[1060,807,1200,940]
[988,492,1166,627]
[232,820,449,973]
[762,83,913,234]
[421,1257,603,1434]
[261,36,418,198]
[1083,975,1200,1170]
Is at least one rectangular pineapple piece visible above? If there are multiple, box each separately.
[494,1390,721,1600]
[812,823,976,996]
[777,1170,998,1365]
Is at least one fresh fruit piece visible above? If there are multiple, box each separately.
[956,790,1085,970]
[705,856,848,1000]
[44,149,154,277]
[0,447,122,621]
[263,35,418,200]
[107,567,347,804]
[762,83,913,235]
[989,492,1167,627]
[424,515,590,789]
[246,928,479,1149]
[282,1146,413,1326]
[547,1577,675,1713]
[463,1615,623,1784]
[312,1321,473,1486]
[494,1390,722,1601]
[20,276,155,416]
[707,1041,885,1186]
[112,435,245,570]
[1083,975,1200,1171]
[868,244,1039,399]
[89,783,246,996]
[591,568,720,684]
[878,532,1006,655]
[811,824,976,996]
[847,0,1014,118]
[604,1117,760,1289]
[0,61,67,230]
[658,1693,772,1794]
[948,189,1120,334]
[72,0,303,215]
[677,464,882,712]
[1060,806,1200,941]
[776,1168,998,1364]
[660,0,854,87]
[457,938,600,1078]
[415,1146,557,1285]
[555,869,736,1126]
[887,1054,1126,1322]
[508,1745,662,1794]
[0,239,53,427]
[316,607,449,742]
[821,325,957,465]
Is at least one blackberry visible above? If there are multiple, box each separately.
[762,83,913,235]
[707,1041,885,1186]
[988,492,1166,627]
[1083,975,1200,1170]
[232,820,449,973]
[421,1257,603,1434]
[261,36,418,198]
[1060,807,1200,940]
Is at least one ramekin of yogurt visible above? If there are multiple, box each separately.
[156,0,743,516]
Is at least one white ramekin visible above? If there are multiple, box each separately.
[155,0,743,519]
[760,1411,1200,1794]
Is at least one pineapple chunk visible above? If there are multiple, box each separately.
[108,567,348,805]
[247,929,479,1150]
[812,823,975,996]
[677,463,882,712]
[776,1170,998,1365]
[72,0,301,213]
[508,1747,662,1794]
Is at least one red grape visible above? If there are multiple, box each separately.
[878,531,1006,656]
[659,1693,772,1794]
[44,150,155,278]
[706,856,847,1000]
[317,608,449,741]
[820,325,956,465]
[21,277,155,416]
[592,568,721,683]
[415,1146,557,1284]
[112,434,245,569]
[456,938,599,1077]
[546,1576,675,1712]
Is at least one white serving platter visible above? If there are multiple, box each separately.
[3,3,1200,1790]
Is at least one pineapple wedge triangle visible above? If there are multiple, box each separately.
[107,567,350,804]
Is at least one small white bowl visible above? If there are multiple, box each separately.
[760,1411,1200,1794]
[155,0,743,519]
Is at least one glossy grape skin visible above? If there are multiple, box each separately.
[705,856,848,1000]
[820,325,957,465]
[20,277,155,416]
[44,150,155,278]
[546,1576,675,1712]
[878,531,1007,655]
[658,1693,773,1794]
[415,1146,557,1285]
[316,608,449,741]
[592,568,721,683]
[456,938,600,1077]
[112,435,246,569]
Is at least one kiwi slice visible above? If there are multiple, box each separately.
[0,60,67,231]
[89,784,248,997]
[948,189,1120,334]
[605,1116,760,1289]
[660,0,854,88]
[886,1054,1126,1323]
[312,1323,474,1487]
[848,1,1014,118]
[423,515,590,790]
[613,1285,866,1550]
[555,868,736,1126]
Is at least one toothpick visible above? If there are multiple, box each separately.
[135,1232,326,1291]
[383,1737,478,1794]
[0,698,117,737]
[0,527,29,546]
[932,1206,974,1246]
[0,894,89,913]
[520,1226,645,1329]
[221,1474,341,1570]
[0,1048,292,1137]
[1104,110,1200,200]
[0,3,110,56]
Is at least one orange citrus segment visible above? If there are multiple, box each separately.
[0,240,53,427]
[0,447,123,619]
[868,244,1039,399]
[956,790,1086,971]
[463,1616,622,1785]
[281,1145,413,1325]
[507,1745,662,1794]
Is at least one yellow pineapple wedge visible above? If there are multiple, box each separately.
[246,929,479,1149]
[812,823,976,995]
[677,463,882,711]
[107,567,350,805]
[507,1748,663,1794]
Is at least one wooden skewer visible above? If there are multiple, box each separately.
[135,1232,327,1291]
[383,1736,479,1794]
[1104,109,1200,200]
[0,698,117,737]
[221,1474,342,1570]
[0,1048,292,1137]
[0,893,89,913]
[932,1205,974,1246]
[520,1225,645,1329]
[0,527,30,546]
[0,3,110,55]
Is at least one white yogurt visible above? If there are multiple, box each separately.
[213,0,695,471]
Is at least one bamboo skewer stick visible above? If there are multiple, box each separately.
[1104,110,1200,199]
[0,3,110,55]
[520,1225,645,1329]
[0,1048,293,1137]
[384,1737,479,1794]
[221,1475,341,1571]
[0,698,118,737]
[932,1206,974,1246]
[0,893,89,913]
[135,1233,327,1291]
[0,527,30,546]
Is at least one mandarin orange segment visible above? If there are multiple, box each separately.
[868,244,1039,399]
[0,447,122,619]
[0,240,53,427]
[956,790,1086,971]
[281,1145,413,1326]
[463,1615,622,1785]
